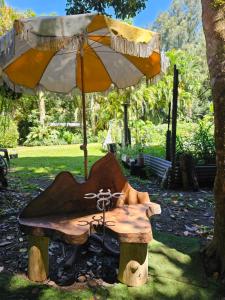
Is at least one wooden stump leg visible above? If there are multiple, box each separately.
[28,235,49,282]
[118,243,148,287]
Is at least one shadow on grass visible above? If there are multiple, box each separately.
[0,272,100,300]
[10,155,103,190]
[1,232,225,300]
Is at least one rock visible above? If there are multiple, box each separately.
[77,275,86,283]
[19,238,23,242]
[47,280,56,286]
[88,279,98,288]
[6,235,14,240]
[87,261,93,267]
[183,231,189,236]
[170,214,176,219]
[0,266,4,272]
[19,248,27,253]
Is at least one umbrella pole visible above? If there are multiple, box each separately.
[80,51,88,180]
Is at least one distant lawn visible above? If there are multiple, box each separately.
[10,143,105,188]
[8,143,165,190]
[143,144,165,158]
[0,232,224,300]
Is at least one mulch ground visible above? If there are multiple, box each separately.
[0,174,214,286]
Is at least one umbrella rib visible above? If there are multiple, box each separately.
[88,34,110,47]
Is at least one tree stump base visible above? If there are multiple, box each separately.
[118,242,148,286]
[28,235,49,282]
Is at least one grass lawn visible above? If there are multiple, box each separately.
[0,232,224,300]
[9,143,165,190]
[10,143,105,189]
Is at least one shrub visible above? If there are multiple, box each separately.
[62,131,75,144]
[176,118,215,164]
[73,133,83,144]
[130,120,167,146]
[192,120,215,164]
[97,130,108,144]
[24,125,63,146]
[0,117,19,148]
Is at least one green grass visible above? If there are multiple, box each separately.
[143,144,165,158]
[9,143,165,191]
[10,144,105,187]
[0,232,224,300]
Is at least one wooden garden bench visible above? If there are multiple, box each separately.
[19,153,161,287]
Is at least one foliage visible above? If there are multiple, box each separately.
[62,130,75,144]
[151,0,202,51]
[66,0,147,19]
[24,126,62,146]
[0,116,19,148]
[130,120,167,146]
[0,2,35,36]
[96,130,108,144]
[177,117,215,164]
[192,119,215,164]
[61,130,83,145]
[213,0,225,7]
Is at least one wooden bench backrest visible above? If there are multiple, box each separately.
[20,153,150,218]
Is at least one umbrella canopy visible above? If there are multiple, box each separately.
[0,13,166,178]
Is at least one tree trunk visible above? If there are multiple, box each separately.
[38,90,46,126]
[201,0,225,276]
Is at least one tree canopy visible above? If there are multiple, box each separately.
[65,0,147,19]
[152,0,202,51]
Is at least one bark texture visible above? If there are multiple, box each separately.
[201,0,225,275]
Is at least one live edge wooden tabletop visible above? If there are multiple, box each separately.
[19,153,161,245]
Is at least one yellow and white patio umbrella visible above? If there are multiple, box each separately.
[0,13,166,179]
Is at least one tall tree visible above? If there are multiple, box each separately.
[66,0,147,19]
[152,0,202,51]
[201,0,225,276]
[0,4,35,36]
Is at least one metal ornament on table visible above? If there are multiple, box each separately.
[84,189,123,245]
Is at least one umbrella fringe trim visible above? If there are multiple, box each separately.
[111,32,160,58]
[17,30,81,51]
[0,29,15,67]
